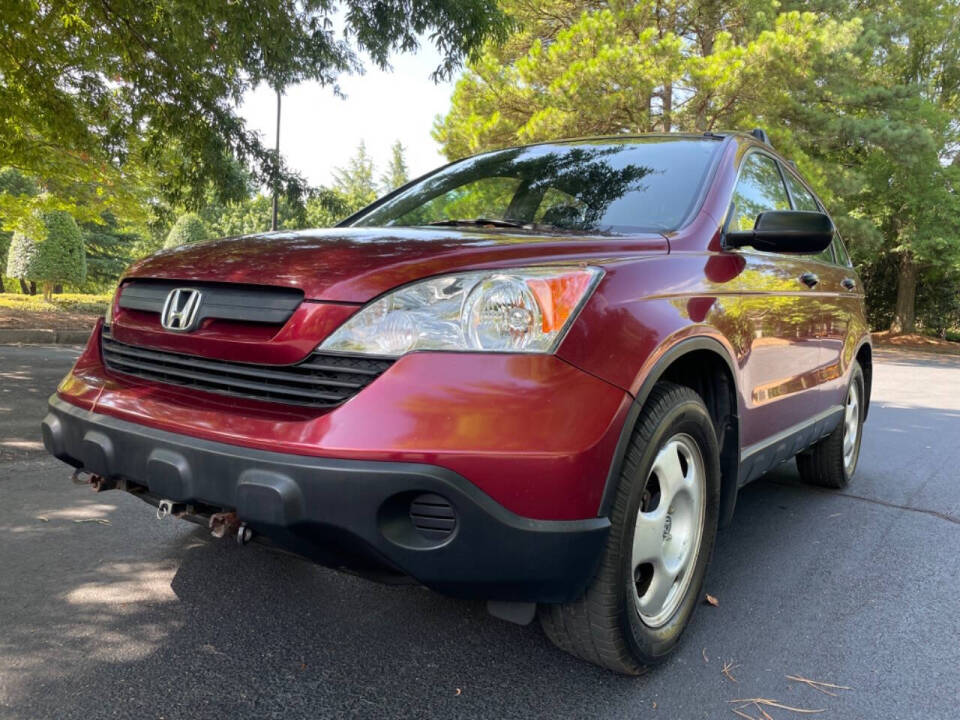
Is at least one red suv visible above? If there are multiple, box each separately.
[42,131,871,673]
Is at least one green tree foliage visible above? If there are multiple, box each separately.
[6,211,87,298]
[436,0,960,333]
[0,0,507,228]
[305,190,353,228]
[163,213,207,249]
[332,142,379,213]
[381,141,411,192]
[82,214,143,291]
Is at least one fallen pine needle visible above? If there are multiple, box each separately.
[73,518,110,525]
[729,698,825,715]
[721,660,740,683]
[702,647,709,663]
[786,675,853,697]
[731,708,758,720]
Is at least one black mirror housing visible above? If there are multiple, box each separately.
[724,210,835,254]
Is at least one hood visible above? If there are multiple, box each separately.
[125,227,668,302]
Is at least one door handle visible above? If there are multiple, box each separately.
[799,272,820,288]
[841,277,856,291]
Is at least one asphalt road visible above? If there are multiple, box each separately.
[1,344,958,719]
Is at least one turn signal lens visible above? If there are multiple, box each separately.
[320,266,602,357]
[526,271,596,333]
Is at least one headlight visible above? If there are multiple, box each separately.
[320,266,602,357]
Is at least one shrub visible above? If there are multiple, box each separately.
[163,213,207,249]
[5,229,36,280]
[5,211,87,298]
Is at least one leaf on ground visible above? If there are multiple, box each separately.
[705,594,719,606]
[36,516,49,522]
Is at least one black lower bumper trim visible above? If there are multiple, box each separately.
[42,396,609,603]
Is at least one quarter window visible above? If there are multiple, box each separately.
[729,153,791,232]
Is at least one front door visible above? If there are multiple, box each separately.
[720,151,827,459]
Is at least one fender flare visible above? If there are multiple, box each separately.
[596,336,742,527]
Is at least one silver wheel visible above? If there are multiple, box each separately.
[631,433,706,628]
[842,380,861,473]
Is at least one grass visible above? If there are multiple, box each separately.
[0,292,111,315]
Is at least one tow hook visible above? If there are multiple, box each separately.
[156,499,186,520]
[209,511,240,539]
[209,512,253,546]
[70,470,118,493]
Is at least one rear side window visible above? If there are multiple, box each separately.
[729,153,791,232]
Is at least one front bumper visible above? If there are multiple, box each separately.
[43,396,610,603]
[59,321,632,521]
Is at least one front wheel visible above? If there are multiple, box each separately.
[539,382,721,674]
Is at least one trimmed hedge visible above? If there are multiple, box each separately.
[164,213,207,249]
[5,211,86,294]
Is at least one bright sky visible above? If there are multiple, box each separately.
[239,43,457,189]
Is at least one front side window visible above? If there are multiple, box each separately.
[350,139,721,234]
[833,236,851,266]
[729,153,791,232]
[784,168,833,262]
[783,171,819,212]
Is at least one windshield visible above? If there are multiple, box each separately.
[349,138,720,234]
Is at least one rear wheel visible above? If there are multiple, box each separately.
[539,382,721,674]
[796,362,865,489]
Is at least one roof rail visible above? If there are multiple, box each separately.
[750,128,772,146]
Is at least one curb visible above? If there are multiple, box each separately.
[0,329,93,345]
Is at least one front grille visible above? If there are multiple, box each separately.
[118,280,303,326]
[101,328,392,408]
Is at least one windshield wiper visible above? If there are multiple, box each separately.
[426,217,528,229]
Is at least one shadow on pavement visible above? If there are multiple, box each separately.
[2,405,959,719]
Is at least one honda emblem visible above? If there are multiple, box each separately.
[160,288,203,331]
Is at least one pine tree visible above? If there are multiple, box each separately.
[380,141,410,193]
[332,142,379,214]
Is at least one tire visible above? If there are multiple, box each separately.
[796,362,865,489]
[539,382,721,674]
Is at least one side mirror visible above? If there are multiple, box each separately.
[724,210,834,254]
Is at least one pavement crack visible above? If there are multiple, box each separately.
[771,480,960,527]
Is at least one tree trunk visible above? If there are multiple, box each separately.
[29,280,36,296]
[18,278,28,294]
[662,83,672,132]
[890,252,918,335]
[53,283,63,294]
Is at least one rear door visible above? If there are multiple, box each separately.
[723,150,826,454]
[781,167,865,411]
